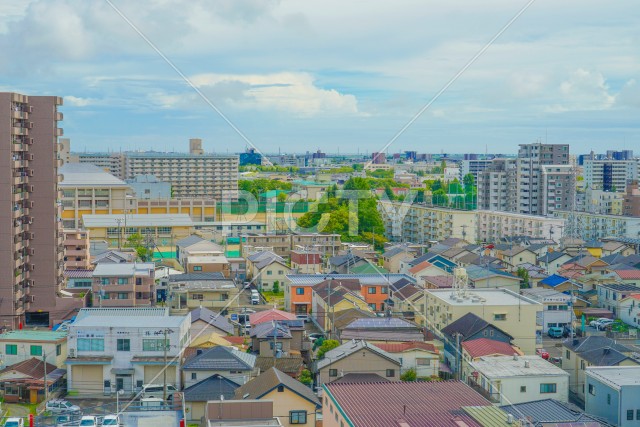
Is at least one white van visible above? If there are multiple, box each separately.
[250,294,260,305]
[141,384,177,400]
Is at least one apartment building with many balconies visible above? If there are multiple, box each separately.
[92,263,156,307]
[70,152,125,179]
[584,158,638,191]
[63,229,91,270]
[1,92,68,329]
[475,210,565,243]
[553,210,640,240]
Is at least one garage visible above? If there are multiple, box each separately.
[71,365,103,394]
[143,365,176,386]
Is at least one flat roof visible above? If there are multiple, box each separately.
[427,288,540,306]
[472,356,569,378]
[60,164,129,188]
[72,308,186,328]
[82,214,194,227]
[586,366,640,388]
[92,263,155,277]
[0,330,67,342]
[286,273,415,286]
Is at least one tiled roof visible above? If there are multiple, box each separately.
[408,261,434,274]
[234,367,319,406]
[316,340,400,371]
[500,399,604,425]
[537,251,570,263]
[383,246,411,259]
[461,338,519,359]
[441,312,512,341]
[247,251,287,270]
[331,308,376,330]
[64,269,94,278]
[0,357,58,380]
[393,284,420,301]
[249,308,296,326]
[613,269,640,280]
[329,373,390,384]
[255,356,303,376]
[250,322,292,340]
[423,275,455,288]
[564,336,634,366]
[190,307,235,335]
[183,374,240,401]
[175,235,205,248]
[182,346,256,371]
[324,380,490,427]
[340,329,424,342]
[374,342,438,354]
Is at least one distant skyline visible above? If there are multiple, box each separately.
[1,1,638,154]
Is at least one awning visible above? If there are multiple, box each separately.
[110,368,135,375]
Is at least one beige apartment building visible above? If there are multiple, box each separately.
[425,288,542,354]
[63,229,91,270]
[72,152,125,179]
[475,210,566,243]
[124,152,238,200]
[91,263,155,307]
[378,200,477,243]
[242,233,342,258]
[1,92,69,329]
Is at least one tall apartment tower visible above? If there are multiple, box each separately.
[0,93,65,329]
[189,138,204,155]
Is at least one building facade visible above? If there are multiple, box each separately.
[584,159,638,191]
[475,210,565,243]
[63,229,91,270]
[92,263,156,307]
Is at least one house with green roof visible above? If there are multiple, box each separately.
[0,330,68,369]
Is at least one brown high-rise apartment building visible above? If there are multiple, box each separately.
[0,92,66,329]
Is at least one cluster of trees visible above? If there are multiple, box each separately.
[239,165,300,173]
[125,233,153,261]
[296,177,387,250]
[238,179,293,198]
[426,173,477,209]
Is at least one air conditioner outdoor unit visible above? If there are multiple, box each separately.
[69,349,76,358]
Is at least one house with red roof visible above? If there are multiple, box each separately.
[374,341,440,378]
[611,268,640,285]
[619,294,640,327]
[249,308,296,327]
[460,338,522,381]
[407,260,447,281]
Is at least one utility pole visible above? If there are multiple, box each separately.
[43,351,48,401]
[272,320,277,368]
[163,328,168,401]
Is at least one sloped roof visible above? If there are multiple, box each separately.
[331,308,376,330]
[373,342,438,354]
[183,374,240,401]
[383,246,411,259]
[500,399,605,425]
[0,358,58,380]
[92,250,132,264]
[537,251,570,263]
[250,322,292,340]
[176,235,205,248]
[247,251,287,270]
[564,336,635,366]
[190,307,235,335]
[441,313,512,341]
[182,346,256,371]
[329,373,390,384]
[461,338,519,359]
[316,340,400,371]
[234,367,319,407]
[613,269,640,280]
[423,275,455,288]
[408,261,434,275]
[249,308,296,326]
[255,356,303,376]
[169,272,226,282]
[539,274,570,287]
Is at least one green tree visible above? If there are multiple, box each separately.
[352,164,363,171]
[298,369,313,386]
[272,280,280,294]
[430,179,443,192]
[463,173,475,192]
[516,267,530,289]
[400,368,417,382]
[125,233,154,261]
[432,189,448,206]
[384,184,395,201]
[317,339,340,359]
[277,192,288,203]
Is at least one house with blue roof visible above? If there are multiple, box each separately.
[539,274,579,293]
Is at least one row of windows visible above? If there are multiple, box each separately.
[329,368,395,377]
[76,338,168,352]
[5,344,61,356]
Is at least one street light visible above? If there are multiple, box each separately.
[116,389,124,413]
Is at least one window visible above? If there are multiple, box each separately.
[77,338,104,351]
[566,350,570,360]
[5,344,17,355]
[117,293,128,300]
[368,303,377,311]
[296,288,304,295]
[607,394,611,405]
[627,410,634,421]
[101,278,110,285]
[540,383,557,394]
[588,384,595,396]
[277,385,285,393]
[191,373,197,380]
[142,339,168,351]
[290,410,307,424]
[117,278,128,285]
[117,339,130,351]
[580,360,586,370]
[386,369,395,377]
[493,313,507,321]
[329,369,337,377]
[520,386,526,393]
[416,358,431,366]
[30,345,42,356]
[270,342,283,351]
[636,410,640,420]
[191,294,204,301]
[56,344,62,356]
[193,266,202,272]
[368,287,376,294]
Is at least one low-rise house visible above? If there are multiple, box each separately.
[315,340,400,386]
[440,312,514,373]
[464,265,521,292]
[598,283,640,316]
[182,346,257,388]
[0,358,65,403]
[0,330,68,369]
[311,281,371,332]
[408,261,447,281]
[520,288,574,333]
[289,250,322,274]
[500,398,606,426]
[469,355,569,404]
[562,336,640,402]
[185,255,230,277]
[585,366,640,427]
[374,341,439,378]
[322,380,493,427]
[381,245,415,273]
[183,374,240,421]
[249,308,297,326]
[168,273,240,311]
[66,307,190,396]
[619,294,640,327]
[176,235,224,268]
[189,307,235,337]
[92,263,156,307]
[338,317,424,343]
[91,250,134,265]
[602,241,636,257]
[539,274,580,293]
[460,338,522,381]
[249,320,306,358]
[200,400,282,427]
[255,356,303,378]
[327,253,367,274]
[537,251,573,275]
[234,367,320,427]
[498,246,538,271]
[610,268,640,286]
[423,275,455,289]
[246,251,291,292]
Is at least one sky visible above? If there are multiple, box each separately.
[1,0,639,155]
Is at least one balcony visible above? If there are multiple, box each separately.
[65,260,89,268]
[65,239,88,247]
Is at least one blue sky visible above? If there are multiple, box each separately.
[1,0,639,155]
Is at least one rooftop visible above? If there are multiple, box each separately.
[472,355,570,378]
[0,330,67,342]
[92,263,155,277]
[461,338,520,359]
[586,366,640,388]
[316,340,399,371]
[286,273,415,287]
[234,367,319,407]
[324,380,491,427]
[82,213,194,228]
[72,307,186,328]
[427,288,540,306]
[60,163,129,187]
[500,398,605,425]
[183,346,256,371]
[183,374,240,402]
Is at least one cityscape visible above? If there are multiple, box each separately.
[2,1,640,427]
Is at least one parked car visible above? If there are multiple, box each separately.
[102,415,122,427]
[550,356,562,364]
[3,418,24,427]
[548,327,563,338]
[589,317,611,328]
[250,294,260,305]
[56,414,81,427]
[79,416,99,427]
[140,397,165,410]
[46,399,82,415]
[141,384,178,400]
[563,324,576,338]
[597,319,615,330]
[536,348,549,359]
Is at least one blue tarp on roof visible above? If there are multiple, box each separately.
[539,274,569,287]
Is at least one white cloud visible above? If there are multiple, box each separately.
[65,96,97,107]
[547,69,616,113]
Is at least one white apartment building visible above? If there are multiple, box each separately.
[520,288,573,333]
[553,211,640,240]
[583,159,638,191]
[378,200,476,243]
[459,159,493,183]
[66,308,190,396]
[475,210,565,243]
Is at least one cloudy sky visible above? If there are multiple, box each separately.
[1,0,638,155]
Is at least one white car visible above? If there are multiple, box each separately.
[3,418,24,427]
[102,415,122,427]
[79,416,99,427]
[597,319,615,330]
[46,399,82,415]
[141,383,178,399]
